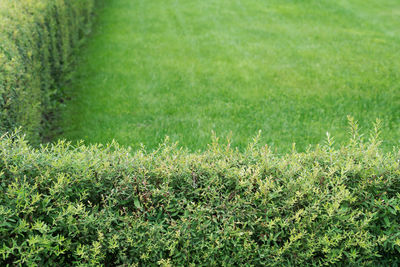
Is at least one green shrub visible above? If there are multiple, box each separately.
[0,0,95,143]
[1,121,399,265]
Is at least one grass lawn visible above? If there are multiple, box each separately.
[60,0,400,152]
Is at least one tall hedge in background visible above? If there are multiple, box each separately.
[0,0,95,143]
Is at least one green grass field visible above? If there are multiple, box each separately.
[60,0,400,152]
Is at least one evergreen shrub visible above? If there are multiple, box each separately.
[0,0,95,143]
[1,120,399,265]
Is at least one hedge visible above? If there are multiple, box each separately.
[1,120,400,265]
[1,0,400,265]
[0,0,95,144]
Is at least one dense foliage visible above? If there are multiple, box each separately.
[1,0,399,265]
[0,0,95,143]
[1,121,399,265]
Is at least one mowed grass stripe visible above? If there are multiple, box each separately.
[60,0,400,151]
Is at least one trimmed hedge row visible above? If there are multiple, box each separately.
[0,0,95,143]
[1,1,400,265]
[1,122,400,265]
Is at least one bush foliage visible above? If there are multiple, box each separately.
[1,0,399,265]
[1,121,399,265]
[0,0,95,143]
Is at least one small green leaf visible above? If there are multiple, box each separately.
[384,216,390,227]
[134,198,142,210]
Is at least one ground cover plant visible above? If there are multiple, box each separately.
[61,0,400,152]
[1,122,400,265]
